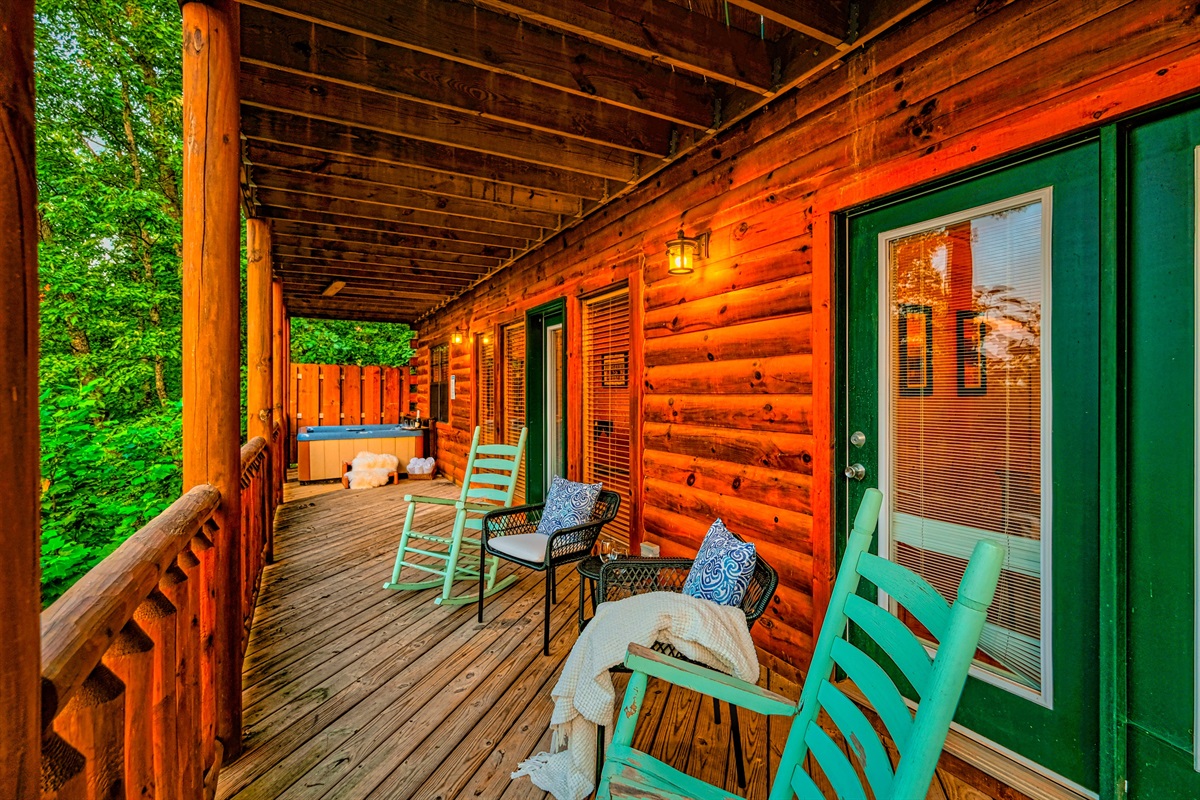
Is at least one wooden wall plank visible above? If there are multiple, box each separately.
[342,366,362,424]
[319,364,341,424]
[296,364,320,429]
[383,368,402,424]
[361,366,382,424]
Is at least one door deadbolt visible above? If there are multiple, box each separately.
[850,431,867,448]
[844,463,867,481]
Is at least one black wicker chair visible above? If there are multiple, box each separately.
[593,534,779,788]
[480,490,621,655]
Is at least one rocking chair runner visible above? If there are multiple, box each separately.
[596,488,1005,800]
[383,426,527,606]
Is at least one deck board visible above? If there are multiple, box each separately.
[220,478,777,800]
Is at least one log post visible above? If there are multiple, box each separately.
[181,0,244,762]
[247,219,274,560]
[247,217,273,443]
[272,278,285,506]
[0,0,42,795]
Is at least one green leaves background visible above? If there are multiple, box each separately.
[35,0,413,604]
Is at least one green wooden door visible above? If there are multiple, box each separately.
[844,143,1101,791]
[1125,104,1200,799]
[526,299,567,503]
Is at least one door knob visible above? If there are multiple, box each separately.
[844,463,867,481]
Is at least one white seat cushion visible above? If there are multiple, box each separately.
[489,533,550,564]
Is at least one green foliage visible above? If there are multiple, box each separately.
[290,317,416,367]
[39,385,183,603]
[36,0,186,605]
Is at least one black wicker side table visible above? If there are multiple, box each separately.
[575,555,604,630]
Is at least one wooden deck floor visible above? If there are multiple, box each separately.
[219,476,1023,800]
[217,477,788,800]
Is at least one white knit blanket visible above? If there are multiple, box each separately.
[511,591,758,800]
[345,451,400,490]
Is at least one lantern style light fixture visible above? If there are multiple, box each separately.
[451,326,464,345]
[665,228,709,275]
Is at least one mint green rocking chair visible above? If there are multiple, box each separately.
[596,488,1004,800]
[383,426,527,606]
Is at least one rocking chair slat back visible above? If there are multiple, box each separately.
[385,426,528,606]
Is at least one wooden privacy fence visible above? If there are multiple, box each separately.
[39,435,275,799]
[288,363,411,454]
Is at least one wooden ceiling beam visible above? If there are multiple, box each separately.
[241,6,683,155]
[252,168,558,230]
[242,109,609,200]
[239,0,718,129]
[273,235,503,269]
[278,254,486,280]
[724,1,849,46]
[270,219,515,259]
[273,241,496,272]
[245,142,582,216]
[258,205,531,250]
[274,262,476,287]
[256,189,543,242]
[241,64,639,180]
[474,0,774,93]
[284,281,449,301]
[285,297,434,322]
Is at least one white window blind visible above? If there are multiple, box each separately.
[502,323,526,504]
[583,289,633,548]
[477,334,496,445]
[881,192,1050,701]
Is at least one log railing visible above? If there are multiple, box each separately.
[39,437,276,799]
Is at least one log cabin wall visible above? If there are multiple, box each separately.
[411,0,1200,668]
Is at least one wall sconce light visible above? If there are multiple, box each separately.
[451,326,464,345]
[665,229,709,275]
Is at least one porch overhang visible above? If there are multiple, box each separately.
[236,0,934,324]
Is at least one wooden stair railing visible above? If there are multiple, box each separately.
[40,436,277,800]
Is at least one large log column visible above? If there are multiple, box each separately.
[246,218,273,442]
[181,0,244,762]
[0,0,42,794]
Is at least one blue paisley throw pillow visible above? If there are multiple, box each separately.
[682,519,757,606]
[535,476,602,536]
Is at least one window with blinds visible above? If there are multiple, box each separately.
[430,344,450,423]
[477,334,496,444]
[881,191,1050,702]
[583,289,633,549]
[502,323,526,502]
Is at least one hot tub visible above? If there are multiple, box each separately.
[296,424,425,482]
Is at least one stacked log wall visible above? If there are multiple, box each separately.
[412,0,1200,665]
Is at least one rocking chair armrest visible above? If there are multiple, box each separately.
[404,494,460,506]
[459,501,496,513]
[623,642,796,718]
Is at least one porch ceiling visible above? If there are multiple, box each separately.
[239,0,928,323]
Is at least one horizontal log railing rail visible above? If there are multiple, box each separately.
[39,436,277,799]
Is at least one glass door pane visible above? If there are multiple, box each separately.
[882,194,1049,698]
